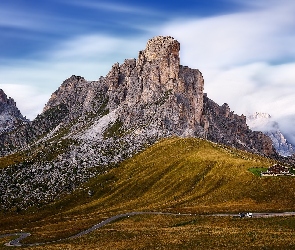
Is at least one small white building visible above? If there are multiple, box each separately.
[261,164,293,177]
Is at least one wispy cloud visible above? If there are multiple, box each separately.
[63,0,159,16]
[0,3,103,37]
[0,8,42,30]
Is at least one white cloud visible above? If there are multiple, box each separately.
[278,115,295,145]
[64,0,158,15]
[161,7,295,69]
[201,62,295,116]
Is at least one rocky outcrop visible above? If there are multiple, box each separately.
[0,89,28,134]
[202,95,276,156]
[0,36,278,210]
[43,75,108,119]
[104,36,204,137]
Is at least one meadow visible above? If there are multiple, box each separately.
[1,137,295,249]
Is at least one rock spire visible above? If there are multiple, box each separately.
[0,89,28,134]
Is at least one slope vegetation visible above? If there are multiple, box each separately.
[64,137,293,214]
[1,137,295,245]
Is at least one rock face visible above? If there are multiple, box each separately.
[0,36,277,210]
[247,112,295,156]
[202,96,275,156]
[0,89,28,134]
[104,36,204,137]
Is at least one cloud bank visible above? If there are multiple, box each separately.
[1,0,295,144]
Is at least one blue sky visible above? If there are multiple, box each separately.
[1,0,295,143]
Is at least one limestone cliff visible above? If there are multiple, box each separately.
[0,36,277,210]
[104,36,204,137]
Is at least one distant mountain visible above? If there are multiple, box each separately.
[247,112,295,157]
[0,89,28,134]
[0,36,277,210]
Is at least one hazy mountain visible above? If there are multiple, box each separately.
[247,112,295,157]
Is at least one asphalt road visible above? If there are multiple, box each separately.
[1,211,295,247]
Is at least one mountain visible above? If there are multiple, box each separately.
[0,36,277,210]
[247,112,295,157]
[0,89,28,134]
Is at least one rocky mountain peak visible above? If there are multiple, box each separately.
[0,89,28,134]
[0,89,14,106]
[137,36,180,86]
[0,36,279,210]
[141,36,180,62]
[248,112,271,121]
[247,112,274,132]
[103,36,204,134]
[43,75,89,114]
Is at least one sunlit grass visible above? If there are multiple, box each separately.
[0,152,25,169]
[25,215,295,250]
[1,137,295,249]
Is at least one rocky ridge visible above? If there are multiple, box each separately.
[202,97,274,155]
[0,36,277,210]
[0,89,28,134]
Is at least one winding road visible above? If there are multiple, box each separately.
[1,211,295,247]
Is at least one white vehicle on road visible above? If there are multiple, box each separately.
[239,212,253,218]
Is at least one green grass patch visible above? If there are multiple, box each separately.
[248,167,268,177]
[103,119,124,139]
[0,152,26,169]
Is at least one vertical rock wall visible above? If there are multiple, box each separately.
[105,36,205,136]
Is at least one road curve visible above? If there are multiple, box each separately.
[1,211,295,247]
[0,233,31,247]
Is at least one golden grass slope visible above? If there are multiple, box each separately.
[64,137,294,214]
[1,137,295,248]
[33,215,295,250]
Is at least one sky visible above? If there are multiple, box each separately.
[1,0,295,143]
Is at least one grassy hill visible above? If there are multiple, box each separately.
[1,137,295,249]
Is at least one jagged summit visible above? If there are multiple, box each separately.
[0,89,15,106]
[43,75,87,113]
[247,112,272,128]
[140,36,180,62]
[137,36,181,86]
[102,35,204,134]
[0,89,28,134]
[0,36,277,210]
